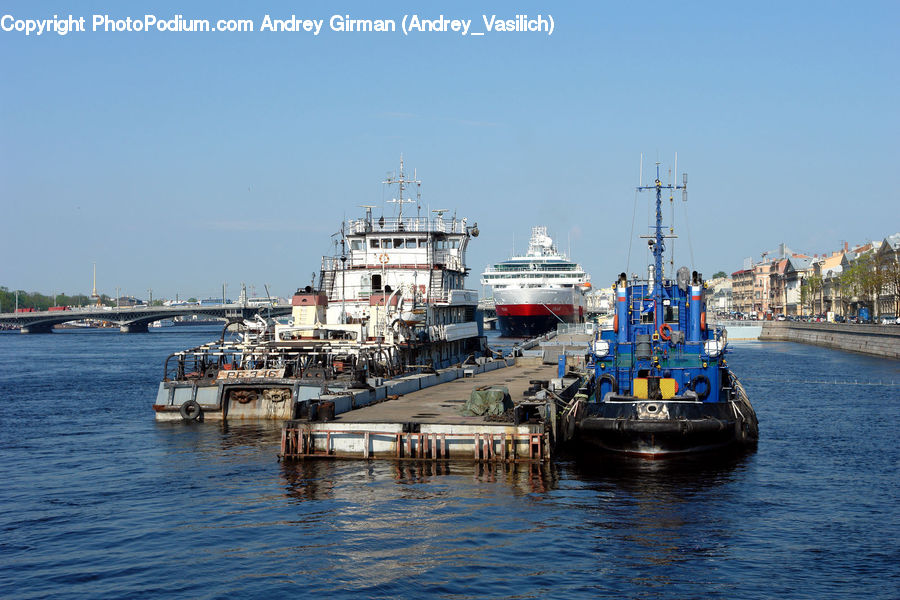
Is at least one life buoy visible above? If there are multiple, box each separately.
[700,311,707,331]
[690,374,711,400]
[378,253,390,264]
[659,323,673,341]
[598,373,618,395]
[179,399,202,421]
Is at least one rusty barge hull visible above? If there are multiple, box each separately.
[153,357,519,422]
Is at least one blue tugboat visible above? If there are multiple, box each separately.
[576,165,758,456]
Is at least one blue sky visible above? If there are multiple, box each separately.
[1,1,897,300]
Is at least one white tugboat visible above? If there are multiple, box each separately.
[153,158,488,421]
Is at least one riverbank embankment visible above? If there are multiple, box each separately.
[760,321,900,359]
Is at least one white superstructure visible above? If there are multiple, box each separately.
[481,226,590,336]
[272,158,485,369]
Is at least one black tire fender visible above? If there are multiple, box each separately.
[180,399,202,421]
[690,375,711,400]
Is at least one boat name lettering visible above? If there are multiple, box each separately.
[217,368,285,380]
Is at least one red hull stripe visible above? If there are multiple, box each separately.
[495,303,576,317]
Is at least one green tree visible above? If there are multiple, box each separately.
[712,271,727,279]
[801,275,823,315]
[842,252,882,317]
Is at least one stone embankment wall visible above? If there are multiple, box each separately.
[760,322,900,359]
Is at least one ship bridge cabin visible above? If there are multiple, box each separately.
[316,207,482,351]
[321,211,475,307]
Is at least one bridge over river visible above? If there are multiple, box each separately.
[0,304,291,334]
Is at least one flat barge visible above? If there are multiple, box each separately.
[280,356,584,462]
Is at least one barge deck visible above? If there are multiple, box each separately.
[280,359,562,463]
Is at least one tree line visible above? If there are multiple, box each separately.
[800,251,900,316]
[0,287,108,311]
[0,287,202,312]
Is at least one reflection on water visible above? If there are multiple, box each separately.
[569,447,754,483]
[218,420,283,449]
[567,450,756,587]
[280,459,560,503]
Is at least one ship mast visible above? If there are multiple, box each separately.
[638,163,686,330]
[383,156,419,223]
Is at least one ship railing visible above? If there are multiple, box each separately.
[324,251,463,271]
[347,216,467,235]
[163,340,381,382]
[556,322,597,336]
[485,265,581,273]
[162,342,247,381]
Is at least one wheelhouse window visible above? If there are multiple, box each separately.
[369,239,380,249]
[664,306,680,323]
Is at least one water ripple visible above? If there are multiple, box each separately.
[0,334,898,598]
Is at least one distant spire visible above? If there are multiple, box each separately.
[91,263,100,300]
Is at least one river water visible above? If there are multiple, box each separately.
[1,328,898,599]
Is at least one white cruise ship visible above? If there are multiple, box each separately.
[481,226,590,337]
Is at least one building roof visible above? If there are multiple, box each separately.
[821,252,844,270]
[786,256,813,272]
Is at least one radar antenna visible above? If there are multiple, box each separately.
[383,155,419,221]
[637,161,687,333]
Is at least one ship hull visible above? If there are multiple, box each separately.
[496,313,569,337]
[575,396,758,457]
[494,287,584,337]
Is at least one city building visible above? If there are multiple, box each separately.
[731,268,754,316]
[706,277,732,315]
